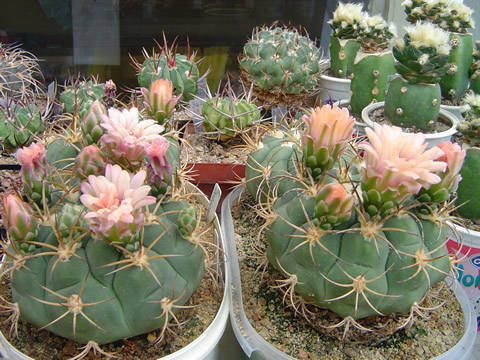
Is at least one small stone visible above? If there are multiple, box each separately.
[297,349,309,359]
[147,332,157,344]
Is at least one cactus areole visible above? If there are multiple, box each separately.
[245,105,464,321]
[3,103,210,346]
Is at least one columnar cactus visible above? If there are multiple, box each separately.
[350,14,396,115]
[239,23,323,109]
[0,102,44,150]
[384,22,451,132]
[327,2,366,78]
[245,104,463,325]
[404,0,475,101]
[132,36,200,101]
[0,43,43,102]
[1,98,214,354]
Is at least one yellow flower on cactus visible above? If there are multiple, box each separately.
[80,164,156,243]
[100,107,165,168]
[359,124,446,214]
[141,79,181,125]
[301,105,355,179]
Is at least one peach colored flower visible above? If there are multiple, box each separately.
[80,164,155,243]
[301,105,355,154]
[16,141,47,170]
[315,183,354,226]
[100,107,165,167]
[359,124,446,199]
[141,79,181,124]
[435,141,466,192]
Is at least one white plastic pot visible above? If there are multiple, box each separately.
[446,222,480,332]
[361,101,459,148]
[0,184,230,360]
[222,187,477,360]
[440,104,462,122]
[318,61,351,105]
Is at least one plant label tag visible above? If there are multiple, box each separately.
[206,184,222,223]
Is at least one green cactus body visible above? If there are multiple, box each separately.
[350,50,396,116]
[138,55,199,101]
[456,147,480,220]
[264,189,449,319]
[10,199,205,345]
[384,75,441,132]
[201,96,260,141]
[0,104,44,149]
[440,32,473,100]
[60,80,105,115]
[329,36,361,79]
[239,25,322,108]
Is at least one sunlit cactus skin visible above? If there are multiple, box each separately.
[350,50,396,116]
[3,102,208,347]
[202,96,260,141]
[0,103,44,149]
[244,105,461,322]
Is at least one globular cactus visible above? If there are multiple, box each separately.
[350,14,396,116]
[132,36,200,101]
[245,104,463,326]
[470,41,480,94]
[239,23,323,109]
[0,102,44,150]
[0,43,43,102]
[404,0,475,101]
[59,77,109,116]
[327,2,366,78]
[1,96,213,354]
[384,22,451,132]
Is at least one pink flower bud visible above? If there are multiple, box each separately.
[74,145,107,179]
[4,194,36,245]
[81,99,107,145]
[315,183,354,227]
[141,79,181,125]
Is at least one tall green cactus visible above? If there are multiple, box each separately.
[2,100,211,351]
[244,104,463,322]
[329,37,361,79]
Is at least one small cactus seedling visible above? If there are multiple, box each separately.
[404,0,475,100]
[0,43,43,102]
[327,2,366,78]
[244,104,464,331]
[349,13,396,116]
[0,101,44,150]
[1,95,218,357]
[199,80,262,142]
[131,35,201,101]
[384,22,451,132]
[239,22,324,109]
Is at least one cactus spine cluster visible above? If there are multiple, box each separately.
[239,23,323,109]
[244,104,463,325]
[2,81,214,350]
[132,36,200,101]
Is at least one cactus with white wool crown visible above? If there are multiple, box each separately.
[384,22,451,132]
[132,35,200,101]
[349,13,396,116]
[239,22,324,109]
[1,81,216,356]
[245,104,464,327]
[404,0,475,100]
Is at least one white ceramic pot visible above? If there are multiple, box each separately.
[222,187,477,360]
[318,61,351,104]
[0,184,231,360]
[361,101,459,148]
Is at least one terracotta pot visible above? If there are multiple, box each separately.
[187,163,245,211]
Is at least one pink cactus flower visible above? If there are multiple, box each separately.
[100,107,165,167]
[80,164,156,243]
[434,141,466,193]
[359,124,447,200]
[17,141,47,173]
[301,105,355,154]
[141,79,181,124]
[146,137,171,175]
[3,194,36,244]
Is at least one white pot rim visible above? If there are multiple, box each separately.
[361,101,459,140]
[319,60,352,84]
